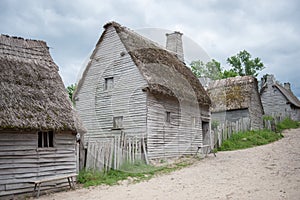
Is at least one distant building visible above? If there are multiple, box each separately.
[260,74,300,121]
[0,34,85,198]
[74,21,211,166]
[207,76,264,130]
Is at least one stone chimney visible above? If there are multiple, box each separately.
[166,31,184,62]
[284,82,291,91]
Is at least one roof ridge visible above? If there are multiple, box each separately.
[1,34,46,43]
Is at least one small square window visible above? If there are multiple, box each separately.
[38,131,54,148]
[113,116,123,129]
[166,111,171,123]
[105,77,114,90]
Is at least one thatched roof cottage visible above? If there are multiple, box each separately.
[0,35,84,198]
[260,74,300,121]
[207,76,264,130]
[74,22,211,168]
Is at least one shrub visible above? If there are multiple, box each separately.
[276,118,300,132]
[218,129,283,151]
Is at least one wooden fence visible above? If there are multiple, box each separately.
[85,132,147,171]
[212,117,251,148]
[212,115,285,148]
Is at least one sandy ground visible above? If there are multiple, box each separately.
[39,129,300,200]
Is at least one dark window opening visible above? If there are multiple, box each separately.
[166,111,171,123]
[49,131,54,147]
[38,131,54,148]
[38,132,43,148]
[43,132,48,147]
[105,77,114,90]
[113,116,123,129]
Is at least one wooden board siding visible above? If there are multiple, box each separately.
[75,26,148,148]
[212,109,250,125]
[0,130,76,197]
[146,93,203,159]
[261,86,296,120]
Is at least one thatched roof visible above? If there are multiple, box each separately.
[104,22,211,105]
[208,76,260,112]
[0,34,85,132]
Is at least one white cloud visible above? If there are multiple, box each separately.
[0,0,299,96]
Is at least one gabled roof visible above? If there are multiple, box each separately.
[207,76,261,112]
[0,34,85,132]
[104,22,211,105]
[273,83,300,108]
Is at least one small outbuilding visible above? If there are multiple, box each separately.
[207,76,264,130]
[0,35,84,198]
[260,74,300,121]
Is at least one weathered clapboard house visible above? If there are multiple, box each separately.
[74,22,211,166]
[0,35,84,198]
[207,76,264,130]
[260,74,300,121]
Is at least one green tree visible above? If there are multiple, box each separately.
[66,84,77,104]
[227,50,265,77]
[191,59,223,80]
[222,69,239,78]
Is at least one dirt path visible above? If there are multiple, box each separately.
[39,129,300,200]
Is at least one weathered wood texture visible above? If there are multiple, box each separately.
[212,117,251,147]
[0,131,76,197]
[75,25,148,149]
[86,133,146,171]
[261,81,300,121]
[146,93,208,159]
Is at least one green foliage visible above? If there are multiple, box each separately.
[227,50,265,77]
[77,160,192,188]
[190,59,223,80]
[276,118,300,132]
[218,130,283,151]
[66,84,77,104]
[222,69,239,78]
[191,50,265,80]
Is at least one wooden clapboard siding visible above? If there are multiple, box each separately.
[0,130,76,197]
[76,25,148,148]
[261,85,294,119]
[146,93,203,159]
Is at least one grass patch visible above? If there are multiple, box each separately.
[78,159,192,187]
[218,129,283,151]
[276,118,300,132]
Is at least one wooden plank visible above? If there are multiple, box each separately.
[28,174,77,184]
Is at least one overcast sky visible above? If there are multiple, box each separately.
[1,0,299,97]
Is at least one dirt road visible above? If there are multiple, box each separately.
[39,129,300,200]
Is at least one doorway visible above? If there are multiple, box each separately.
[202,121,210,146]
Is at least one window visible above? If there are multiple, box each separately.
[113,116,123,129]
[166,111,171,123]
[105,77,114,90]
[38,131,54,148]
